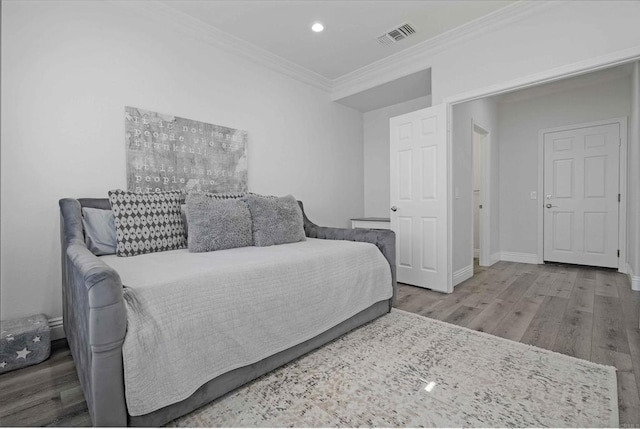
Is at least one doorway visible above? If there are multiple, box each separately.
[472,123,489,268]
[449,61,635,289]
[538,118,627,269]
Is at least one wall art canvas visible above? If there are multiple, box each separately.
[125,106,248,194]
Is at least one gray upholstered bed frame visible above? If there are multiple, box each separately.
[59,197,396,427]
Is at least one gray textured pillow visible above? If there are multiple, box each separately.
[81,207,117,256]
[245,194,305,247]
[182,193,246,237]
[186,193,253,252]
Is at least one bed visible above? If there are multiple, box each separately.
[59,197,396,426]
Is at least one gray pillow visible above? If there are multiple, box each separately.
[81,207,117,256]
[182,193,245,238]
[186,193,253,252]
[245,194,305,247]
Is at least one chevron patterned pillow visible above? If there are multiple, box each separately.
[108,189,187,257]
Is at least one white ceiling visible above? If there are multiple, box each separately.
[163,1,516,80]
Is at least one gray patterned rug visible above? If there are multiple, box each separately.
[167,309,618,427]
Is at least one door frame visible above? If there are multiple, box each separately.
[444,46,639,285]
[537,117,628,271]
[471,121,491,268]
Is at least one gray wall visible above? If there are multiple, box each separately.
[363,96,432,217]
[497,76,632,256]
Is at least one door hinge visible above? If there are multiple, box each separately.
[617,249,620,258]
[618,193,621,202]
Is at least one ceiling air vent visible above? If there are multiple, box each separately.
[377,23,417,46]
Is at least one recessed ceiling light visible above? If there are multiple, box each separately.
[311,22,324,33]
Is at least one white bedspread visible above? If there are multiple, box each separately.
[100,238,392,416]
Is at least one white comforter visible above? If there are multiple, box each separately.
[101,238,392,416]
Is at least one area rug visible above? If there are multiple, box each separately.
[167,309,618,427]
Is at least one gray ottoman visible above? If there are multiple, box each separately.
[0,314,51,374]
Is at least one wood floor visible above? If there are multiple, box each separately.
[1,261,638,427]
[0,340,91,427]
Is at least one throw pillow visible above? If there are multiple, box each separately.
[81,207,117,256]
[181,204,187,238]
[183,192,245,238]
[108,189,187,257]
[186,193,253,252]
[245,194,305,246]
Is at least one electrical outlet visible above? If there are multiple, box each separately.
[530,191,537,200]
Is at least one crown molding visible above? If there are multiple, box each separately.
[126,1,333,93]
[331,1,556,101]
[125,1,557,99]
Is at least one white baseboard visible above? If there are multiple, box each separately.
[627,263,640,292]
[500,251,539,265]
[490,252,501,265]
[473,248,479,258]
[48,317,65,340]
[453,264,474,286]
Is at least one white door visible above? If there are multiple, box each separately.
[543,123,620,268]
[390,104,449,292]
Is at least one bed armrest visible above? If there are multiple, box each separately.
[60,198,127,426]
[298,202,397,305]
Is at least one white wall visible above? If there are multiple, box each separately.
[628,62,640,290]
[339,0,640,291]
[363,96,431,217]
[0,2,363,324]
[431,2,640,103]
[497,76,632,256]
[451,98,499,278]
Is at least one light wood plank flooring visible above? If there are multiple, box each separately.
[1,261,638,427]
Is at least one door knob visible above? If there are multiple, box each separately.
[546,203,554,208]
[391,206,398,212]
